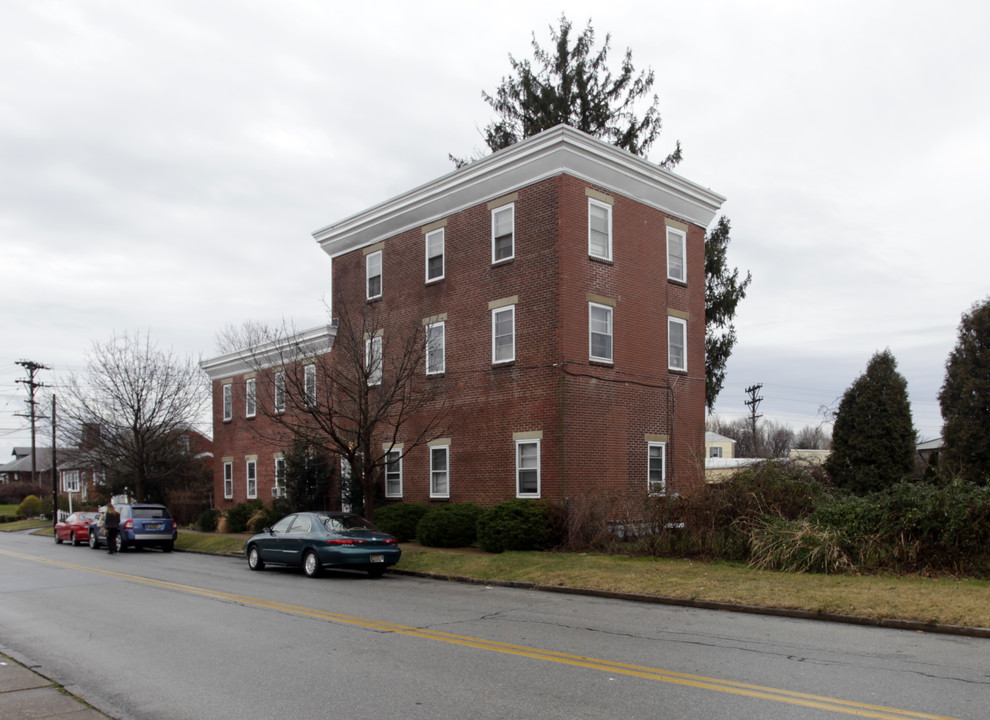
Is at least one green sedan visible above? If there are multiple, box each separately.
[246,512,401,578]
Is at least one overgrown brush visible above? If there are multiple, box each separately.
[747,518,854,574]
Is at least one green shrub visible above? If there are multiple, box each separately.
[18,495,41,519]
[225,500,263,534]
[196,509,221,532]
[477,500,548,553]
[416,503,484,547]
[374,503,430,542]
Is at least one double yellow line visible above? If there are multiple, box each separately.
[1,549,962,720]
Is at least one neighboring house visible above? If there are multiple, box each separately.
[915,437,943,479]
[0,447,60,487]
[204,125,724,510]
[705,432,736,459]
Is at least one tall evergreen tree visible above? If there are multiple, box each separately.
[705,216,752,410]
[457,15,750,409]
[825,349,915,493]
[938,298,990,485]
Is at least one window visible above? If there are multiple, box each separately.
[430,445,449,498]
[274,456,286,497]
[366,335,383,386]
[223,461,233,499]
[366,249,382,299]
[589,303,613,363]
[667,226,686,282]
[222,383,232,422]
[492,305,515,364]
[385,449,402,498]
[424,321,445,375]
[648,442,666,495]
[492,204,514,262]
[304,364,316,405]
[516,440,540,497]
[426,228,444,282]
[245,378,256,418]
[710,446,723,458]
[246,459,257,499]
[62,470,80,493]
[588,199,612,260]
[274,371,285,413]
[668,316,687,372]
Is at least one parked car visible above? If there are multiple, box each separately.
[55,512,100,546]
[246,512,401,578]
[88,503,177,553]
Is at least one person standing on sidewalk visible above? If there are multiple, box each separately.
[104,503,120,554]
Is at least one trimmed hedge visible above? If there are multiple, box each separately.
[416,503,484,547]
[477,500,548,553]
[374,503,430,542]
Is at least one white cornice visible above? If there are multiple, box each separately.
[199,324,336,380]
[313,125,726,259]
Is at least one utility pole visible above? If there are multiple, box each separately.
[15,360,49,489]
[51,395,58,537]
[744,383,764,457]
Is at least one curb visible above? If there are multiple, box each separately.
[389,569,990,639]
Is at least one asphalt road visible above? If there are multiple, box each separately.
[0,530,986,720]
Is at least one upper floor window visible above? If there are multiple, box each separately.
[385,449,402,498]
[492,204,514,263]
[426,228,444,282]
[667,226,687,282]
[222,383,232,422]
[274,371,285,413]
[366,335,383,386]
[648,442,666,495]
[710,446,723,458]
[516,439,540,498]
[589,302,613,363]
[366,250,382,299]
[492,305,515,364]
[588,199,612,260]
[668,316,687,372]
[245,378,256,418]
[426,321,445,375]
[304,364,316,405]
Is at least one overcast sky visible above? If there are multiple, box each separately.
[3,0,988,463]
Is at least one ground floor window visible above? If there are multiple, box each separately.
[385,449,402,498]
[648,442,665,495]
[516,439,540,497]
[223,461,233,499]
[246,458,257,499]
[430,445,449,498]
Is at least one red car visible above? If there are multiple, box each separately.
[55,512,100,546]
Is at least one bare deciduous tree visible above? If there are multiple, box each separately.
[60,331,209,503]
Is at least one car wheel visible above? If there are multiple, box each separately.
[162,541,174,553]
[367,566,386,578]
[114,534,125,553]
[71,532,81,547]
[55,535,63,544]
[302,550,322,578]
[247,545,265,571]
[89,533,99,549]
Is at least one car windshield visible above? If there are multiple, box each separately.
[320,515,377,533]
[132,507,169,519]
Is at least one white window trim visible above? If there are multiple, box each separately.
[667,226,687,283]
[245,378,256,418]
[648,442,666,496]
[426,321,445,375]
[430,444,450,499]
[385,449,403,498]
[491,203,515,263]
[223,461,233,499]
[304,364,317,405]
[588,198,613,261]
[492,305,516,364]
[62,470,81,493]
[668,316,687,372]
[515,439,541,498]
[366,249,382,300]
[425,228,445,283]
[589,302,614,363]
[222,383,232,422]
[246,459,257,499]
[274,370,285,413]
[366,335,383,386]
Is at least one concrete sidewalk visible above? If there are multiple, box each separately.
[0,653,112,719]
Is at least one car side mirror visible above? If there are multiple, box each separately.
[263,527,272,535]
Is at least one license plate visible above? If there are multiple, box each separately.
[147,523,162,530]
[370,554,384,563]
